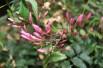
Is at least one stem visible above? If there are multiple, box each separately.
[82,0,91,13]
[0,41,4,49]
[43,62,48,68]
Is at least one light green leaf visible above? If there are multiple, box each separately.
[61,61,72,68]
[49,52,67,62]
[73,44,81,54]
[71,57,87,68]
[64,49,75,57]
[79,53,93,65]
[19,0,30,19]
[26,0,38,19]
[80,29,86,36]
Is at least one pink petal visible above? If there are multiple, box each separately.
[76,14,84,26]
[85,12,92,21]
[43,11,48,18]
[59,43,64,47]
[66,11,70,21]
[8,23,22,28]
[37,49,51,53]
[8,18,18,22]
[70,18,74,25]
[34,42,41,45]
[38,13,41,21]
[100,17,103,23]
[32,24,45,34]
[58,31,63,37]
[33,32,42,39]
[82,34,88,39]
[60,40,67,44]
[29,12,33,24]
[98,23,102,29]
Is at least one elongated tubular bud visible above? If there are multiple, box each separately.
[70,18,74,25]
[8,18,18,23]
[66,11,70,22]
[33,32,42,39]
[29,12,33,24]
[8,23,22,28]
[32,24,45,34]
[37,49,51,53]
[76,14,84,26]
[43,11,48,18]
[85,12,92,21]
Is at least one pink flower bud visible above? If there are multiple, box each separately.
[82,34,88,39]
[19,17,26,21]
[85,12,92,21]
[32,24,45,34]
[29,12,33,24]
[15,11,19,14]
[8,23,22,28]
[43,11,48,18]
[66,11,70,22]
[74,32,78,36]
[58,31,63,37]
[48,21,53,26]
[34,42,41,45]
[37,49,51,53]
[76,14,84,26]
[45,26,51,33]
[70,18,74,25]
[21,29,42,41]
[38,13,41,21]
[98,23,102,29]
[59,40,67,47]
[59,43,64,47]
[63,28,66,34]
[45,21,53,33]
[60,40,67,44]
[100,16,103,23]
[8,18,18,23]
[33,32,42,39]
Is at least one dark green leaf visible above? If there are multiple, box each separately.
[71,57,86,68]
[73,44,81,54]
[61,61,72,68]
[79,53,93,65]
[64,49,75,57]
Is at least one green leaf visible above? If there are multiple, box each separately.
[42,43,52,50]
[71,57,87,68]
[26,0,38,19]
[64,49,75,57]
[61,61,72,68]
[19,0,30,19]
[0,30,6,44]
[80,29,86,36]
[49,52,67,62]
[73,44,81,54]
[79,53,93,65]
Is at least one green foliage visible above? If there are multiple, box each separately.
[26,0,38,19]
[0,0,103,68]
[19,0,30,19]
[49,52,67,62]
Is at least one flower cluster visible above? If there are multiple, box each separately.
[8,12,68,53]
[8,11,103,54]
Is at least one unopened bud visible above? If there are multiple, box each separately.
[82,34,88,39]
